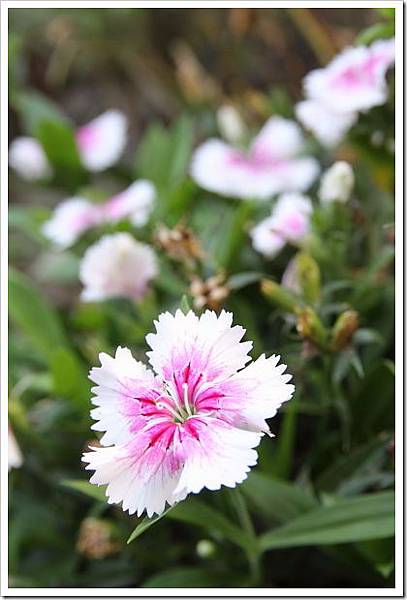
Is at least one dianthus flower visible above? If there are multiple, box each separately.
[250,193,313,258]
[83,310,294,516]
[190,116,319,200]
[79,233,157,302]
[9,110,127,180]
[296,38,395,146]
[42,181,155,249]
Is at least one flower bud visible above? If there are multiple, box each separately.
[196,539,216,558]
[261,279,300,314]
[216,105,247,144]
[294,252,321,303]
[319,161,354,205]
[330,310,359,351]
[296,306,328,349]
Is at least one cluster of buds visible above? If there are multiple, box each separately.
[261,252,359,354]
[190,273,230,311]
[76,517,121,560]
[154,222,204,265]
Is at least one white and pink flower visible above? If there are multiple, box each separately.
[42,181,155,248]
[250,193,313,258]
[296,38,395,146]
[190,117,319,200]
[83,310,294,517]
[75,110,127,172]
[9,110,127,179]
[102,180,155,226]
[79,232,158,302]
[42,197,103,249]
[9,137,52,181]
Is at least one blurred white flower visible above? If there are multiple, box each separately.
[79,232,158,302]
[42,197,103,249]
[296,38,395,146]
[9,137,52,181]
[190,116,319,200]
[250,193,313,258]
[9,425,23,471]
[319,161,354,204]
[295,100,357,147]
[103,180,155,226]
[75,110,128,172]
[216,104,247,144]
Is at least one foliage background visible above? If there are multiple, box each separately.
[8,8,395,589]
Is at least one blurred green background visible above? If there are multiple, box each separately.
[8,8,395,589]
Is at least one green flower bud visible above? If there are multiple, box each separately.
[331,310,359,351]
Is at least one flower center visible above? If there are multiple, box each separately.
[156,382,196,424]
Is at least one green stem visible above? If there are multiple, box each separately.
[228,489,262,585]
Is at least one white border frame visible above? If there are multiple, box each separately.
[1,1,403,597]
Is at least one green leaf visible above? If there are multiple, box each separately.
[15,91,67,135]
[316,438,389,494]
[127,505,174,544]
[50,347,90,409]
[62,479,107,502]
[227,272,263,291]
[168,115,194,185]
[241,472,316,524]
[216,200,253,270]
[36,119,85,188]
[167,497,253,552]
[179,294,192,314]
[260,492,394,551]
[356,22,394,45]
[9,268,68,364]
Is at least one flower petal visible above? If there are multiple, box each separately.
[42,197,102,248]
[296,100,357,147]
[9,137,52,181]
[76,110,127,172]
[146,309,252,382]
[103,180,155,226]
[250,116,304,160]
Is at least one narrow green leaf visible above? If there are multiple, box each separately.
[62,479,107,503]
[228,272,263,291]
[9,268,68,363]
[127,505,174,544]
[180,294,192,314]
[167,497,252,551]
[50,347,90,408]
[260,492,394,551]
[241,472,317,524]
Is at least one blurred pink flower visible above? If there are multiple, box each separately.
[250,193,313,258]
[83,310,294,516]
[102,180,155,226]
[296,38,395,146]
[9,110,127,179]
[79,232,157,302]
[190,117,319,200]
[42,181,155,248]
[42,197,103,249]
